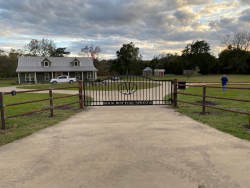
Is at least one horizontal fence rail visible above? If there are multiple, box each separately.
[0,82,84,130]
[172,79,250,126]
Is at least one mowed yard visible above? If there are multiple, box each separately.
[0,78,17,87]
[157,74,250,82]
[0,74,250,146]
[176,85,250,141]
[0,93,82,146]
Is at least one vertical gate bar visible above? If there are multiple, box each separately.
[159,80,161,104]
[131,76,133,102]
[83,80,86,106]
[91,81,94,106]
[163,81,165,105]
[170,81,172,104]
[202,85,206,114]
[173,79,178,107]
[110,76,112,103]
[95,81,97,106]
[49,89,54,117]
[108,78,110,104]
[98,80,100,105]
[146,77,148,101]
[151,78,152,103]
[100,78,102,105]
[105,78,107,104]
[142,77,144,102]
[138,76,141,102]
[113,76,115,103]
[0,92,6,130]
[78,81,83,109]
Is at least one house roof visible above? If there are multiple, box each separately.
[16,56,98,72]
[143,67,152,71]
[154,69,165,72]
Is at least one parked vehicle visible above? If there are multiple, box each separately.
[50,75,77,84]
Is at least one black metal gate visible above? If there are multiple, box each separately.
[83,75,172,106]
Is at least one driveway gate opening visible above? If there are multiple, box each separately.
[83,76,172,106]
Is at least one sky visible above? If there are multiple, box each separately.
[0,0,250,60]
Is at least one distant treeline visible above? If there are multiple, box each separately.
[96,47,250,76]
[1,33,250,78]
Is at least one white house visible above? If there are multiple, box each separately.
[16,56,98,84]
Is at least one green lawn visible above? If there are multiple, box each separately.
[176,85,250,140]
[0,92,83,146]
[156,74,250,82]
[0,78,17,87]
[17,81,160,91]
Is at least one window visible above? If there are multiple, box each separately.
[59,76,67,79]
[44,61,49,67]
[73,60,79,67]
[44,73,50,81]
[25,73,34,82]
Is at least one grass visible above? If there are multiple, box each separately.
[17,81,160,91]
[155,74,250,82]
[0,92,84,146]
[0,78,17,87]
[176,85,250,141]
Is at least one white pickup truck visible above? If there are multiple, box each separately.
[50,75,77,84]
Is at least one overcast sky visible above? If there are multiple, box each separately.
[0,0,250,59]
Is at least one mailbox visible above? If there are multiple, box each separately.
[178,81,186,90]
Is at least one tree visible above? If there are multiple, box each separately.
[219,48,250,74]
[222,32,250,50]
[182,40,216,74]
[0,49,4,55]
[182,40,210,55]
[51,48,70,57]
[25,39,56,56]
[115,42,141,75]
[80,45,101,60]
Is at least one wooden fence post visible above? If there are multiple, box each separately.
[248,116,250,129]
[0,92,6,130]
[202,85,206,114]
[173,79,178,108]
[49,89,54,117]
[79,81,83,109]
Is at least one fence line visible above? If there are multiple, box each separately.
[172,79,250,126]
[0,81,84,130]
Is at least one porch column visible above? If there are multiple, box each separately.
[68,72,70,77]
[82,72,84,81]
[34,72,37,84]
[18,73,21,84]
[51,72,53,79]
[95,72,97,79]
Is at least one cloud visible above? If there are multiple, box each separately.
[239,8,250,22]
[0,0,249,59]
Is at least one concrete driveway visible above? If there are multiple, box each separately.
[0,106,250,188]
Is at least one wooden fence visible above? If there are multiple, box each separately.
[0,81,84,130]
[172,79,250,126]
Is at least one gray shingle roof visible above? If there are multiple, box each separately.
[16,56,98,72]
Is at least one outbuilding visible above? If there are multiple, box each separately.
[154,69,165,77]
[143,67,153,77]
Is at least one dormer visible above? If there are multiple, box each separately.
[71,58,80,67]
[41,58,51,67]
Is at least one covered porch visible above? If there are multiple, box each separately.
[18,71,97,84]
